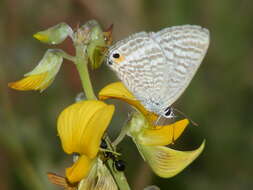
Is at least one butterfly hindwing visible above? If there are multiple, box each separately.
[153,25,209,108]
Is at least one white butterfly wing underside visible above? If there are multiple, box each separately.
[108,25,209,114]
[108,32,169,113]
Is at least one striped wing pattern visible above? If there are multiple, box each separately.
[153,25,209,109]
[107,25,209,116]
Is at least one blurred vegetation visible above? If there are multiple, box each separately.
[1,0,253,189]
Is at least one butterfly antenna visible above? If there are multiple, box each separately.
[174,108,199,127]
[155,114,163,126]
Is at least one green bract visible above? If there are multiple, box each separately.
[87,22,107,69]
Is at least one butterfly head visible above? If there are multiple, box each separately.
[106,48,127,70]
[163,107,174,118]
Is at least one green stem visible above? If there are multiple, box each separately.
[60,51,76,62]
[75,46,96,100]
[105,137,131,190]
[74,43,131,189]
[106,159,131,190]
[112,122,130,147]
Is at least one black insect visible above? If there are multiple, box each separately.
[100,139,108,149]
[100,140,126,172]
[106,152,126,171]
[114,159,126,171]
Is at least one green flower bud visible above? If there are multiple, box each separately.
[9,49,63,92]
[25,49,63,76]
[73,20,110,70]
[33,23,73,45]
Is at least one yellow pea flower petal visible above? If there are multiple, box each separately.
[99,82,158,124]
[8,72,51,91]
[57,100,115,158]
[139,140,205,178]
[138,119,189,146]
[66,155,94,183]
[80,105,115,158]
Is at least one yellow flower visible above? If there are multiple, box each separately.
[57,100,115,183]
[8,49,63,92]
[47,158,118,190]
[128,112,205,178]
[99,82,205,178]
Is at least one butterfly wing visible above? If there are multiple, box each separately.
[108,32,169,114]
[107,25,209,115]
[152,25,210,108]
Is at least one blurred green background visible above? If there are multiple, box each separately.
[1,0,253,189]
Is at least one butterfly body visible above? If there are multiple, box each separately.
[107,25,209,118]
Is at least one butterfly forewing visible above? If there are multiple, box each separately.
[110,32,168,111]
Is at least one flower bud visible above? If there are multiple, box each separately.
[33,23,73,44]
[8,49,63,91]
[73,20,112,70]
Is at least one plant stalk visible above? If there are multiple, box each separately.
[74,43,131,190]
[105,137,131,190]
[75,46,96,100]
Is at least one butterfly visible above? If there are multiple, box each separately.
[106,25,209,124]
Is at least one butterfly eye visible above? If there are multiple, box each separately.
[164,107,172,117]
[112,53,120,59]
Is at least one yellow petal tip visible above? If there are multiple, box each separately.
[33,33,49,42]
[66,155,93,183]
[8,73,50,91]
